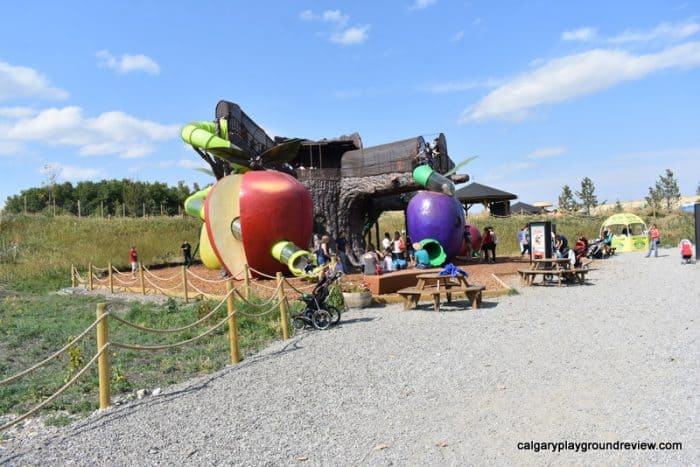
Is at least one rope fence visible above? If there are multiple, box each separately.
[1,273,297,430]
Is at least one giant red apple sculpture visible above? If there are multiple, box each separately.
[204,171,313,277]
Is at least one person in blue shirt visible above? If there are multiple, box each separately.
[413,243,431,269]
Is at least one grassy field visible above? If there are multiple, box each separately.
[0,214,294,426]
[0,290,286,426]
[0,214,201,292]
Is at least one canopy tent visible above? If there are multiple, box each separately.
[601,213,649,252]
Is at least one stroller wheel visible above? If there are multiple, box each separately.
[312,310,331,330]
[292,316,306,330]
[326,306,341,325]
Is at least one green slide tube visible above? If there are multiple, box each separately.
[184,186,211,220]
[271,241,319,277]
[181,121,250,170]
[413,165,455,196]
[419,238,446,267]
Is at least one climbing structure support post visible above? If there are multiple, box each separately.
[276,272,289,340]
[96,303,111,410]
[225,280,241,364]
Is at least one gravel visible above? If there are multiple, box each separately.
[2,249,698,465]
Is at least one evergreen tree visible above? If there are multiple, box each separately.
[575,177,598,215]
[657,169,681,210]
[557,185,577,212]
[614,200,624,213]
[645,183,663,218]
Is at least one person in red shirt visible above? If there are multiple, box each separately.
[129,246,138,276]
[644,225,660,258]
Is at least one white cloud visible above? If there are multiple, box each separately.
[0,106,179,158]
[410,0,437,10]
[299,9,349,26]
[0,61,69,101]
[0,106,36,119]
[331,25,370,45]
[451,30,465,43]
[300,9,368,45]
[96,50,161,75]
[460,41,700,123]
[609,20,700,44]
[322,10,349,26]
[561,27,598,42]
[40,162,103,181]
[527,146,567,159]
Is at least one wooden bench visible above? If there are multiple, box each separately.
[396,285,486,311]
[518,268,593,286]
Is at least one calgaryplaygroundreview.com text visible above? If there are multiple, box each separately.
[517,440,683,453]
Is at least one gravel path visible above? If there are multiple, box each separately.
[2,249,698,465]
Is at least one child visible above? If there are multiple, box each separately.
[679,239,694,264]
[383,247,394,272]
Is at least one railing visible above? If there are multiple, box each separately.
[0,267,315,431]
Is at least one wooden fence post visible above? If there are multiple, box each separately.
[243,264,251,299]
[71,264,76,288]
[139,264,146,295]
[182,265,189,302]
[88,263,93,291]
[108,262,114,294]
[276,272,289,340]
[96,303,111,410]
[225,280,240,364]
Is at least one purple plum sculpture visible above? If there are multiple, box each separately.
[406,191,465,259]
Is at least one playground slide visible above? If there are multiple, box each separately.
[181,121,251,171]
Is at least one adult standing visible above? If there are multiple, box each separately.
[181,240,192,267]
[316,235,332,266]
[518,227,526,256]
[382,232,392,252]
[481,227,497,263]
[521,226,531,258]
[336,234,349,273]
[644,224,661,258]
[463,227,473,260]
[391,231,406,260]
[129,246,138,277]
[362,243,382,275]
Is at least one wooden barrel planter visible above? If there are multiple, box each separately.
[342,291,373,309]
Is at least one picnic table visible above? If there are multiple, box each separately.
[518,257,592,286]
[396,272,485,311]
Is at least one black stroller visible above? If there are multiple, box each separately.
[586,238,604,259]
[292,271,343,331]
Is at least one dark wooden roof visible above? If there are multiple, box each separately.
[454,182,517,203]
[341,136,424,177]
[510,201,540,214]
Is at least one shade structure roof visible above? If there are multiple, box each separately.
[454,182,517,203]
[510,201,541,214]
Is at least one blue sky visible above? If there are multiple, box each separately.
[2,1,700,209]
